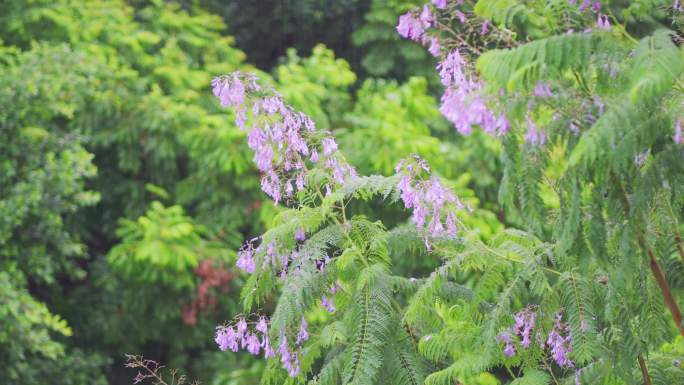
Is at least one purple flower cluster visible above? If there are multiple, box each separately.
[498,309,575,369]
[524,115,547,146]
[396,3,509,136]
[216,315,309,377]
[236,238,258,273]
[320,281,340,313]
[212,72,356,204]
[395,156,463,246]
[596,14,611,31]
[396,6,432,41]
[547,313,574,368]
[674,118,683,145]
[235,237,300,279]
[397,5,445,57]
[438,50,509,136]
[216,316,274,357]
[497,307,537,356]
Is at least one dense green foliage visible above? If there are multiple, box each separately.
[1,1,684,385]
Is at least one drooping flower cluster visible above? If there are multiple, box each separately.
[524,114,547,146]
[397,4,444,57]
[497,307,538,357]
[215,315,309,377]
[547,313,574,368]
[216,315,274,357]
[497,308,575,369]
[395,155,463,245]
[212,72,356,204]
[437,50,509,136]
[320,281,340,313]
[596,14,611,31]
[397,2,509,136]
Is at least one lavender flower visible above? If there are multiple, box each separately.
[533,82,553,98]
[245,333,261,355]
[481,19,490,34]
[420,5,434,26]
[497,331,516,357]
[321,295,336,313]
[513,308,536,348]
[236,317,248,338]
[236,244,256,273]
[212,72,356,205]
[397,11,426,41]
[212,74,246,108]
[547,313,574,368]
[215,326,239,352]
[321,137,338,156]
[674,118,683,144]
[524,116,546,146]
[256,317,269,334]
[263,336,276,358]
[294,229,306,242]
[296,317,309,344]
[433,0,447,9]
[437,51,508,136]
[395,155,462,242]
[596,14,611,31]
[427,36,441,57]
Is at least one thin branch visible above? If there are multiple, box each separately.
[612,173,684,337]
[638,355,653,385]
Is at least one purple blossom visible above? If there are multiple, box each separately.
[547,313,574,368]
[236,317,248,339]
[212,72,356,205]
[321,137,338,156]
[321,295,336,313]
[215,326,239,352]
[674,118,683,144]
[395,155,462,242]
[236,245,256,273]
[454,10,467,23]
[256,317,269,334]
[245,333,261,355]
[419,5,434,26]
[676,0,683,12]
[596,14,611,31]
[437,51,508,136]
[427,36,441,57]
[433,0,447,9]
[397,11,426,41]
[262,335,276,358]
[513,308,536,348]
[524,116,547,146]
[296,317,309,344]
[497,331,516,357]
[294,229,306,242]
[212,74,245,108]
[481,19,490,34]
[533,82,553,98]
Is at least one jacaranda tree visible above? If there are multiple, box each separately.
[206,1,684,385]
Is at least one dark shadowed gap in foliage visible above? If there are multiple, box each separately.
[195,0,370,73]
